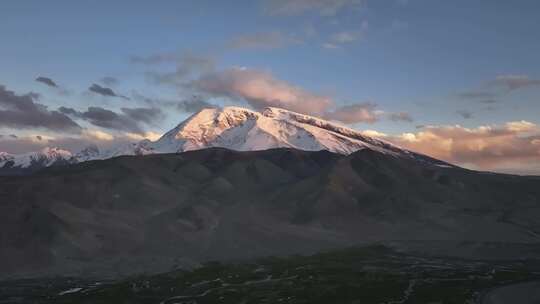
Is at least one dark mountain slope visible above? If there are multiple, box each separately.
[1,148,539,279]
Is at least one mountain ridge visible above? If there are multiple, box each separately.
[1,147,539,279]
[0,106,452,174]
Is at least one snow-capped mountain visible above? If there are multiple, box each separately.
[0,106,449,172]
[0,147,75,170]
[145,106,408,154]
[0,151,13,163]
[144,106,446,165]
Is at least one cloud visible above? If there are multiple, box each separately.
[331,31,361,43]
[177,96,219,113]
[457,91,496,99]
[120,107,164,125]
[187,67,383,124]
[75,107,139,132]
[456,110,473,119]
[388,112,413,122]
[89,84,130,100]
[35,76,72,95]
[142,53,215,86]
[190,67,332,116]
[0,84,81,132]
[322,43,341,49]
[324,20,368,49]
[83,129,115,141]
[59,106,162,133]
[325,103,380,124]
[455,90,498,105]
[130,53,183,65]
[35,76,58,88]
[361,130,388,138]
[228,32,299,49]
[100,76,119,86]
[263,0,362,16]
[379,121,540,174]
[489,74,540,91]
[146,59,386,125]
[124,131,162,141]
[505,120,537,132]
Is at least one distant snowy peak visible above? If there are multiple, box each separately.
[0,147,74,169]
[73,145,101,162]
[0,152,14,163]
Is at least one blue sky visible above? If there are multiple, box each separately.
[1,0,540,173]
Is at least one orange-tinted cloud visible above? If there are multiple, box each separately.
[192,67,332,116]
[191,67,384,124]
[325,103,379,124]
[374,121,540,174]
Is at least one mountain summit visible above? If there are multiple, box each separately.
[133,106,447,166]
[151,107,398,154]
[0,107,449,173]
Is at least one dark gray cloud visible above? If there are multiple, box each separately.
[35,76,58,88]
[0,85,81,132]
[177,96,219,113]
[89,84,130,100]
[457,109,473,119]
[120,107,164,124]
[59,105,162,133]
[388,112,413,122]
[63,106,140,132]
[130,92,171,106]
[35,76,72,96]
[135,52,215,86]
[100,76,119,86]
[57,106,78,116]
[82,107,139,131]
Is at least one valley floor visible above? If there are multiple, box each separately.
[1,245,539,304]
